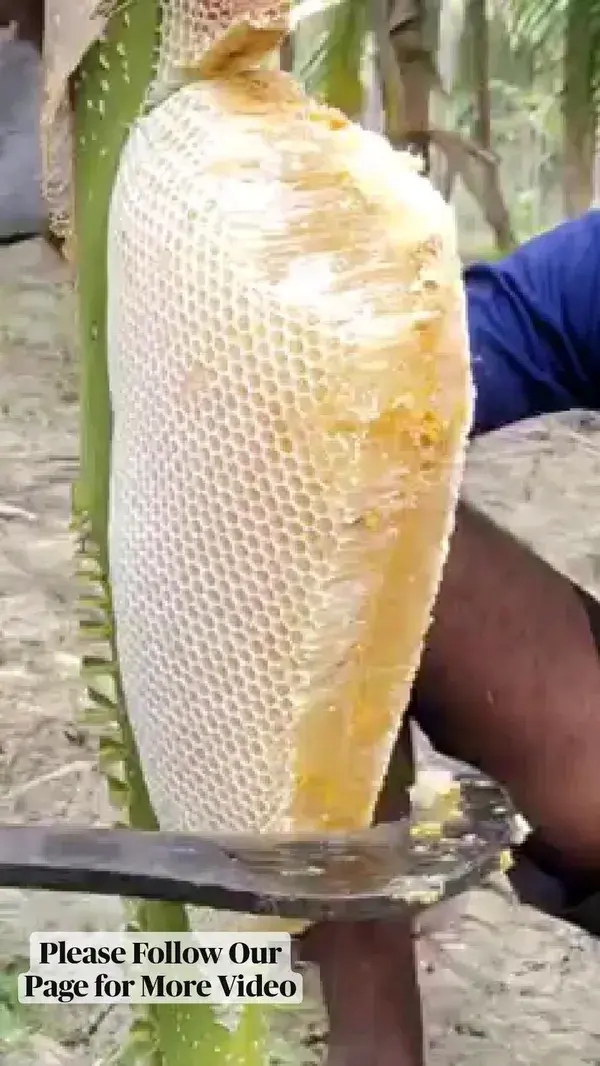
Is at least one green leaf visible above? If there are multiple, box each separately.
[106,775,130,809]
[0,1003,25,1046]
[98,735,126,774]
[117,1026,159,1066]
[79,704,116,727]
[79,617,113,640]
[294,0,369,116]
[82,655,118,678]
[87,678,117,701]
[70,2,276,1063]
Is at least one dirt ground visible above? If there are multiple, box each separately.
[0,238,599,1065]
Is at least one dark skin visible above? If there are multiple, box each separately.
[10,5,600,1060]
[413,503,600,871]
[304,501,600,1065]
[302,736,423,1066]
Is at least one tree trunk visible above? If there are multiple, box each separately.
[468,0,515,251]
[379,0,432,172]
[279,34,293,72]
[392,0,431,170]
[593,131,600,204]
[563,0,595,217]
[471,0,490,150]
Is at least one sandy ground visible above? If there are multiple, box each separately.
[0,238,599,1064]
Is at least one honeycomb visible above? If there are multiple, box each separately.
[153,0,290,96]
[106,64,472,927]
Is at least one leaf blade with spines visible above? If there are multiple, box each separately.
[70,2,270,1063]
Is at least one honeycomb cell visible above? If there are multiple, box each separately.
[107,64,473,931]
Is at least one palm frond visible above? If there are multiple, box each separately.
[505,0,600,113]
[506,0,567,50]
[293,0,370,117]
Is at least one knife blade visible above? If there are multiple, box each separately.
[0,775,512,921]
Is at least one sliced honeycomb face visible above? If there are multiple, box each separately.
[154,0,290,96]
[107,71,472,895]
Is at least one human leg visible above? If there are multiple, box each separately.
[300,743,424,1066]
[301,918,423,1066]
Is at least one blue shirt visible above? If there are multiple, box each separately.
[466,210,600,435]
